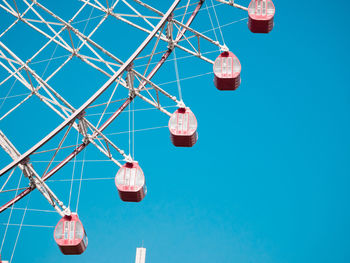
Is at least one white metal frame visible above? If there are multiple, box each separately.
[0,0,250,221]
[0,0,260,260]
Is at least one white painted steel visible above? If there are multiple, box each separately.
[0,129,71,216]
[135,247,146,263]
[215,0,248,11]
[0,0,182,178]
[0,0,252,217]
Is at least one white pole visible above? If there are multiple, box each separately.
[135,247,146,263]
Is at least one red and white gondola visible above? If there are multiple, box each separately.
[54,213,88,255]
[248,0,275,33]
[214,51,241,91]
[115,162,146,202]
[0,254,9,263]
[169,107,198,147]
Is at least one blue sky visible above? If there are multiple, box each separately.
[0,0,350,263]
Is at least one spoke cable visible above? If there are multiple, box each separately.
[210,0,226,46]
[173,48,183,103]
[75,148,86,212]
[10,194,31,263]
[68,131,80,208]
[0,171,23,255]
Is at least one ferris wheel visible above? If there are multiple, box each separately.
[0,0,275,260]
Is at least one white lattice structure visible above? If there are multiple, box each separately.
[0,0,275,259]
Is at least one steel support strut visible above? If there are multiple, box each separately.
[214,0,248,11]
[0,130,71,216]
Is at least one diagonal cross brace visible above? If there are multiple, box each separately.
[0,129,71,217]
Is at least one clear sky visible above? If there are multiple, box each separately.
[0,1,350,263]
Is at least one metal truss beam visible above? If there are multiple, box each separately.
[214,0,248,11]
